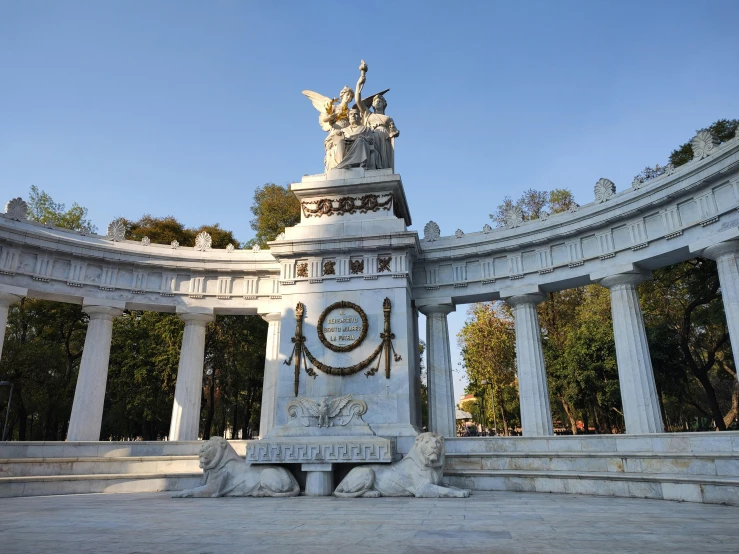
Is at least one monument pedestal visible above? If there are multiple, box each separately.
[303,463,334,496]
[247,435,394,496]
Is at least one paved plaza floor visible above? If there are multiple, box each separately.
[1,491,738,553]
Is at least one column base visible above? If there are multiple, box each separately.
[302,463,333,496]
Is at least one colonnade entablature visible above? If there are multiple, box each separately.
[413,132,739,305]
[0,214,282,315]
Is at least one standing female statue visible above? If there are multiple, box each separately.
[355,61,400,171]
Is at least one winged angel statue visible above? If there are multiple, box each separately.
[303,60,399,172]
[294,394,354,428]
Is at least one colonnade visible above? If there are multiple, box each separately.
[0,284,283,441]
[1,241,738,441]
[421,241,739,437]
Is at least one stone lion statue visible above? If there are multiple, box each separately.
[334,432,470,498]
[173,437,300,498]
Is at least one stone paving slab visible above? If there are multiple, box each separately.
[0,491,737,553]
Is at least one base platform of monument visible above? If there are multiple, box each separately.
[444,432,739,506]
[0,440,247,498]
[3,432,739,504]
[246,436,394,495]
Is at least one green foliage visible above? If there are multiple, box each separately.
[124,216,240,249]
[103,312,183,440]
[247,183,301,248]
[458,302,519,434]
[641,260,736,430]
[489,188,575,227]
[669,119,738,167]
[636,119,738,183]
[27,185,97,233]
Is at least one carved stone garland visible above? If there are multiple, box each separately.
[285,298,401,395]
[301,194,392,218]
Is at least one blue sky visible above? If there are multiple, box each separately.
[2,0,738,401]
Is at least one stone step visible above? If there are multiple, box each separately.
[0,472,203,498]
[0,440,249,459]
[445,432,739,455]
[0,455,200,478]
[444,469,739,505]
[445,451,739,477]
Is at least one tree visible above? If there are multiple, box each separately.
[27,185,97,233]
[489,188,576,227]
[633,119,738,185]
[247,183,300,248]
[641,260,735,430]
[124,216,240,249]
[458,303,518,435]
[668,119,738,168]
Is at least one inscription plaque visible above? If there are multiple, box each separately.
[317,301,368,352]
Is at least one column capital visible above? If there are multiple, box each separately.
[702,240,739,261]
[260,312,282,323]
[0,284,27,307]
[83,305,124,320]
[505,293,546,308]
[597,269,651,290]
[417,303,455,316]
[178,312,214,326]
[0,292,23,307]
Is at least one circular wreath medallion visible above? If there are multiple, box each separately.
[317,301,368,353]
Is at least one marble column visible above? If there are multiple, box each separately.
[703,241,739,376]
[169,312,214,441]
[419,304,456,437]
[0,290,24,363]
[506,294,553,436]
[599,271,664,434]
[258,312,281,438]
[67,305,124,441]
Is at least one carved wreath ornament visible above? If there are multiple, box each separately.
[301,194,392,218]
[285,298,401,395]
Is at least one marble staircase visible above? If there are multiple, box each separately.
[443,432,739,506]
[0,440,247,498]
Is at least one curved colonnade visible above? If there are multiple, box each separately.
[1,130,739,503]
[413,132,739,437]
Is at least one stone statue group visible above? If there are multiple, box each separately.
[173,433,470,499]
[303,60,400,172]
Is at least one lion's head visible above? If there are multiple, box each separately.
[198,437,236,471]
[410,432,444,468]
